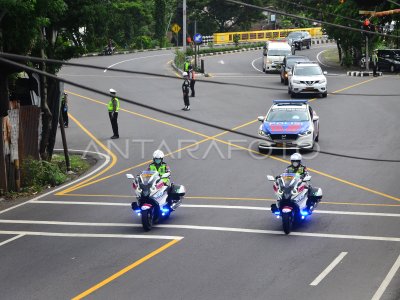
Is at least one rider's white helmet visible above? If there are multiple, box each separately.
[153,150,165,160]
[109,88,117,94]
[290,153,302,167]
[182,72,188,77]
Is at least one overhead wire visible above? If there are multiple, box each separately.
[0,52,397,97]
[271,0,365,25]
[0,55,399,163]
[225,0,400,39]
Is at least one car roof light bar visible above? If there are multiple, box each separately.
[273,100,308,104]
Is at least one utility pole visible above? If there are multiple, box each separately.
[365,35,369,71]
[183,0,187,52]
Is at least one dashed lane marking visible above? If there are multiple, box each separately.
[310,252,348,286]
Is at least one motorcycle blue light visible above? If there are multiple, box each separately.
[300,210,309,216]
[161,207,170,213]
[301,215,305,219]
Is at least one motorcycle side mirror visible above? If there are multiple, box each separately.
[267,175,275,181]
[258,116,265,122]
[303,175,312,182]
[126,173,134,179]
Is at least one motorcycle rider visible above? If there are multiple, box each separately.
[285,153,308,177]
[148,150,177,207]
[148,150,171,186]
[271,153,318,213]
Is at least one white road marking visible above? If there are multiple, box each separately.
[0,150,110,216]
[218,60,225,64]
[104,53,172,72]
[0,230,183,240]
[0,234,24,247]
[371,254,400,300]
[0,220,400,242]
[317,49,333,68]
[251,57,263,73]
[29,201,400,218]
[310,252,348,286]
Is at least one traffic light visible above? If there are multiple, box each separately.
[361,18,375,38]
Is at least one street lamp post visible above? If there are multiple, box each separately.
[183,0,187,52]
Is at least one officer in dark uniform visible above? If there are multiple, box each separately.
[182,72,190,111]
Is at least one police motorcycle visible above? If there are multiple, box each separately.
[267,173,322,234]
[126,170,185,231]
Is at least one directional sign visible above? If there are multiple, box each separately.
[171,23,181,33]
[194,33,203,44]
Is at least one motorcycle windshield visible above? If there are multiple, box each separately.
[140,171,157,185]
[280,173,300,188]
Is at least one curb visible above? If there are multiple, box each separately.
[347,71,382,77]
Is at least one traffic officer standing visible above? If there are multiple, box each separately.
[182,72,190,111]
[188,65,196,97]
[108,88,120,139]
[61,92,69,128]
[372,49,378,77]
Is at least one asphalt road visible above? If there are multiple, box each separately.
[0,43,400,300]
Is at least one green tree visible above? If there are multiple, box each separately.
[154,0,167,47]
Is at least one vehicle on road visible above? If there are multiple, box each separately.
[127,171,185,231]
[103,46,115,55]
[262,40,293,73]
[377,49,400,73]
[258,100,320,150]
[267,173,322,234]
[286,31,312,50]
[288,61,328,98]
[280,55,310,85]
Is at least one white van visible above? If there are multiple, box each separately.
[263,41,293,73]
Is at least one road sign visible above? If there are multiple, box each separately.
[194,33,203,44]
[171,23,181,34]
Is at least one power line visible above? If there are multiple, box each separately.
[274,0,364,25]
[0,52,397,98]
[226,0,400,39]
[0,56,399,163]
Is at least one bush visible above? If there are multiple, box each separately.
[174,49,186,70]
[22,158,67,188]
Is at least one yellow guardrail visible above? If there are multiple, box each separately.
[213,27,323,45]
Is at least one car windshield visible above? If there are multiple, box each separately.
[269,49,292,56]
[294,66,322,76]
[266,108,309,122]
[286,58,308,68]
[288,32,302,38]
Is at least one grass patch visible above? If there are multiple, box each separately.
[320,48,340,67]
[4,154,91,200]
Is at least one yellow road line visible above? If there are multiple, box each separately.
[331,77,378,94]
[66,91,211,140]
[65,78,399,202]
[58,193,400,207]
[71,239,180,300]
[56,114,118,195]
[62,118,257,193]
[209,137,400,202]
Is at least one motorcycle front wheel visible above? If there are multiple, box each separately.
[282,213,293,234]
[141,209,153,231]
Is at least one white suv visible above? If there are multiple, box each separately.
[288,62,327,98]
